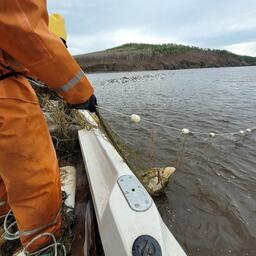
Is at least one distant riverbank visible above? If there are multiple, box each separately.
[75,43,256,73]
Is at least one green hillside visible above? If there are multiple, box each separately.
[75,43,256,72]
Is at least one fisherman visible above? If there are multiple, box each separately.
[0,1,96,253]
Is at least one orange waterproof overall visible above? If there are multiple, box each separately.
[0,0,93,252]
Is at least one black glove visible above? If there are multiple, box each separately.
[73,94,97,112]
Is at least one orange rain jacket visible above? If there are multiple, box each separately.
[0,0,94,104]
[0,0,94,252]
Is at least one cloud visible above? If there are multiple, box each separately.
[47,0,256,56]
[224,41,256,56]
[69,29,181,55]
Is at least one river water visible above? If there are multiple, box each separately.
[88,66,256,256]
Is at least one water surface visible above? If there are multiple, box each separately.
[88,66,256,256]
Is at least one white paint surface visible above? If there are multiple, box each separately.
[78,110,187,256]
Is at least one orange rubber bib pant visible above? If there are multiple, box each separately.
[0,0,93,252]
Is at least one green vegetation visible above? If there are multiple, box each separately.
[108,43,193,54]
[108,43,227,55]
[237,55,256,64]
[107,43,256,62]
[75,42,256,72]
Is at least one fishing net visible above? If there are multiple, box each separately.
[32,81,197,197]
[32,81,95,162]
[30,72,256,256]
[32,78,256,198]
[88,70,256,255]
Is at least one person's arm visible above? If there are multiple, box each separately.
[0,0,93,105]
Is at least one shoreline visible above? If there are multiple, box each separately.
[84,64,256,75]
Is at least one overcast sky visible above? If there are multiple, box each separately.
[47,0,256,56]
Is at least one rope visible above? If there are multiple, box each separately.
[3,210,19,241]
[96,106,256,137]
[28,78,255,137]
[0,213,7,220]
[25,79,256,137]
[3,211,66,255]
[23,232,66,256]
[97,106,181,131]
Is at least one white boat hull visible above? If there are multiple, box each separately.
[78,111,187,256]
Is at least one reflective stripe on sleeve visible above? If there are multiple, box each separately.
[0,200,6,206]
[19,210,60,237]
[54,69,84,93]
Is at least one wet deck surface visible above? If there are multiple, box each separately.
[70,161,90,256]
[67,158,104,256]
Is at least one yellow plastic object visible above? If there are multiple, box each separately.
[49,13,67,42]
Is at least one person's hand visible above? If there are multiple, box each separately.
[72,94,97,112]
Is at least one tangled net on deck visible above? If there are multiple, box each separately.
[33,83,95,162]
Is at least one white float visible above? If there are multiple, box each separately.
[130,114,141,123]
[181,128,190,134]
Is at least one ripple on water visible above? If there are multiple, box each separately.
[88,67,256,256]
